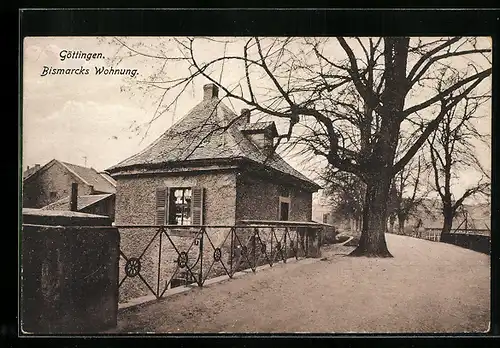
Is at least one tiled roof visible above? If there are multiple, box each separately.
[240,121,278,134]
[107,95,319,189]
[60,162,116,193]
[41,193,114,211]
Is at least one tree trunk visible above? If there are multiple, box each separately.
[441,209,453,235]
[389,214,396,233]
[397,214,406,235]
[349,176,393,257]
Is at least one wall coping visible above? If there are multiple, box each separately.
[22,208,112,227]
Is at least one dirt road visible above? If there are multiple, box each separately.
[113,234,490,333]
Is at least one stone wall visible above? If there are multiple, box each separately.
[114,170,316,302]
[440,233,490,254]
[235,172,313,222]
[21,209,119,334]
[115,171,237,226]
[115,171,238,302]
[23,162,92,208]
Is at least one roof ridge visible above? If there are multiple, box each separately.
[23,159,58,182]
[99,172,117,187]
[109,99,215,170]
[78,193,113,198]
[57,160,92,186]
[217,102,248,158]
[41,195,70,209]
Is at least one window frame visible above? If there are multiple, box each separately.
[156,186,204,227]
[170,187,192,226]
[278,195,291,221]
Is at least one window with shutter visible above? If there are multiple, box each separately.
[191,187,204,226]
[155,188,169,225]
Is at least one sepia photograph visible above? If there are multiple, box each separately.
[20,35,491,334]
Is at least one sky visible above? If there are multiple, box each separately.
[22,37,491,202]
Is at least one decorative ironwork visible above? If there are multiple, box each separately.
[117,222,324,302]
[177,251,188,268]
[125,257,141,278]
[213,248,222,262]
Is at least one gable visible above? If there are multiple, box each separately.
[59,162,116,193]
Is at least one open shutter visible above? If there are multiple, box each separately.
[191,187,204,226]
[155,188,169,225]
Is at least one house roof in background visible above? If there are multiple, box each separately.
[41,193,114,211]
[59,161,116,193]
[23,159,116,194]
[107,89,319,190]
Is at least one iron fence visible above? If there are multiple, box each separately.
[116,221,323,303]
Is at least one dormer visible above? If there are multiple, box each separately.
[239,109,278,156]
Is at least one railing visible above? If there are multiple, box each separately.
[116,221,324,304]
[440,227,490,254]
[421,228,442,242]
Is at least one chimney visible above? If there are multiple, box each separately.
[241,108,250,123]
[70,183,78,212]
[203,84,219,101]
[34,164,40,171]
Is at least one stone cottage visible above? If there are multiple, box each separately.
[107,84,320,301]
[23,159,116,209]
[107,84,320,226]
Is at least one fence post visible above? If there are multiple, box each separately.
[283,228,287,263]
[198,228,204,287]
[252,231,256,269]
[465,212,468,234]
[229,227,234,277]
[305,229,309,257]
[156,228,162,298]
[270,227,273,266]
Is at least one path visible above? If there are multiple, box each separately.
[113,234,490,333]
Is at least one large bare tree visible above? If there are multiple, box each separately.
[111,36,491,257]
[427,88,491,235]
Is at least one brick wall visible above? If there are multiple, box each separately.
[23,162,92,208]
